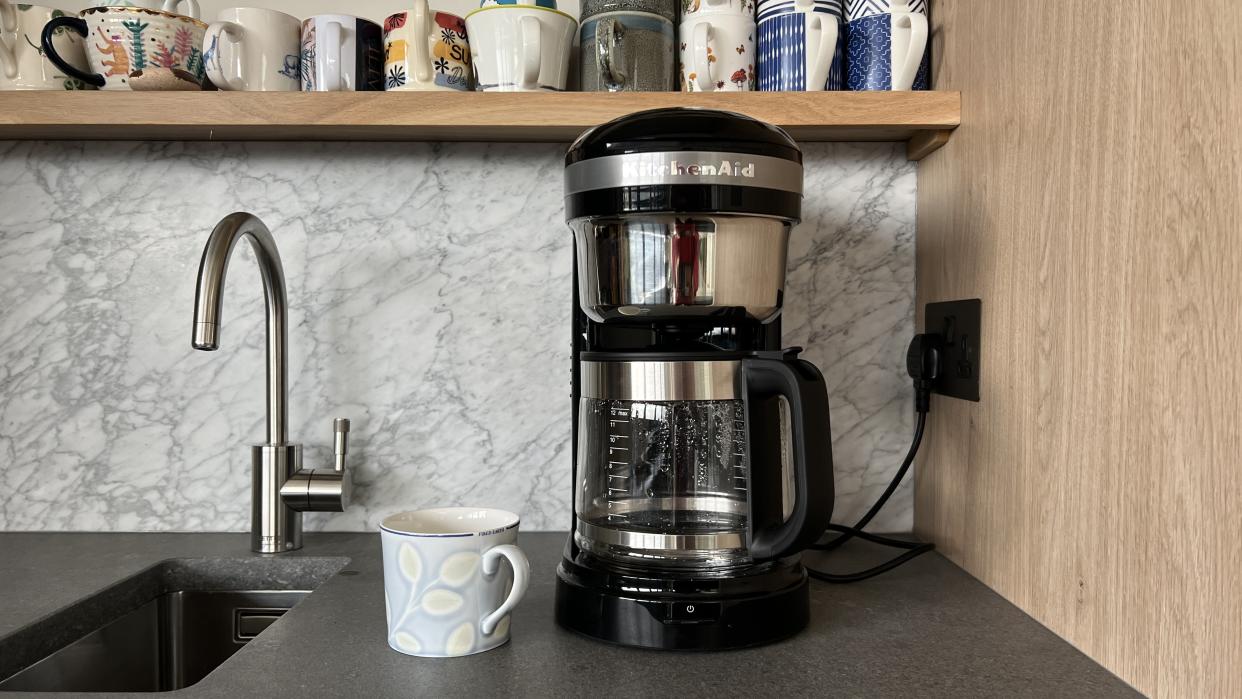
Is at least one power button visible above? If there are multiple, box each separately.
[666,601,722,623]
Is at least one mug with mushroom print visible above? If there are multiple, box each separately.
[381,508,530,658]
[679,10,755,92]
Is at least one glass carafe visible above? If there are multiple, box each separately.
[574,351,833,572]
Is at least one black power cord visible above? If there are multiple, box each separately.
[806,334,942,584]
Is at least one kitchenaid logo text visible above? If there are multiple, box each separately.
[623,160,757,179]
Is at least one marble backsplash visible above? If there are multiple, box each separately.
[0,141,915,533]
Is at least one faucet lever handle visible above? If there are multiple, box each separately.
[333,418,350,473]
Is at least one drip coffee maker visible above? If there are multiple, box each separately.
[555,108,835,650]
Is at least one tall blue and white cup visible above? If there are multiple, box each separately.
[381,508,530,657]
[757,0,843,91]
[845,0,928,90]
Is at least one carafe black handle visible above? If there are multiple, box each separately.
[741,351,834,561]
[42,17,106,87]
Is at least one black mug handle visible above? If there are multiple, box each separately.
[741,350,834,561]
[42,16,105,88]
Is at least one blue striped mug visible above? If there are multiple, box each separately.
[757,3,843,91]
[845,0,927,90]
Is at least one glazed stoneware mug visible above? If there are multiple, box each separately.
[0,1,92,89]
[381,508,530,658]
[300,14,385,91]
[383,0,472,91]
[845,0,928,90]
[679,0,755,92]
[203,7,301,91]
[41,4,207,90]
[578,0,675,92]
[757,0,844,91]
[465,0,576,91]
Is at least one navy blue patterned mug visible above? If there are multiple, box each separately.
[845,1,927,90]
[757,6,843,91]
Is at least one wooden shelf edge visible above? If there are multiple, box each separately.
[0,91,960,157]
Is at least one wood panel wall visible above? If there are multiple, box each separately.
[914,2,1242,696]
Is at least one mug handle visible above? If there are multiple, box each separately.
[805,15,837,91]
[412,0,432,83]
[691,20,712,91]
[889,10,927,91]
[316,20,343,91]
[519,14,541,90]
[204,20,246,91]
[41,16,105,87]
[161,0,200,19]
[479,544,529,636]
[596,17,625,91]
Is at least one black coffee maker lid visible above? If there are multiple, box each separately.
[564,108,803,221]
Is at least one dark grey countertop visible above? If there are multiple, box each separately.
[0,532,1137,698]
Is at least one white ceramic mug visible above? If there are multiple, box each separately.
[381,508,530,658]
[0,2,92,89]
[680,12,755,91]
[383,0,472,91]
[203,8,301,91]
[300,14,385,91]
[465,4,575,91]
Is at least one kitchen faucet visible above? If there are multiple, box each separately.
[191,212,351,553]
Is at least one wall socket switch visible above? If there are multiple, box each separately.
[925,299,981,401]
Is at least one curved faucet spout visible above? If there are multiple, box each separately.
[192,212,288,445]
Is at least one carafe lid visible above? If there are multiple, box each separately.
[564,108,803,221]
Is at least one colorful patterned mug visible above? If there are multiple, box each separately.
[679,11,755,92]
[41,5,207,90]
[384,3,472,91]
[0,2,92,90]
[381,508,530,658]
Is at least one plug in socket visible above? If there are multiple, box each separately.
[924,299,981,401]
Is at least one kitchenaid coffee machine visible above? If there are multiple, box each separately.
[555,108,835,650]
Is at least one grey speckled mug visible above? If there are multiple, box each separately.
[579,10,675,91]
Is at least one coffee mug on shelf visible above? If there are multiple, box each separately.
[300,14,384,91]
[384,2,472,91]
[757,0,843,91]
[681,0,755,17]
[679,12,755,92]
[381,508,530,658]
[845,0,928,90]
[482,0,559,7]
[41,5,207,90]
[579,11,675,92]
[203,7,301,91]
[0,2,92,90]
[465,3,575,91]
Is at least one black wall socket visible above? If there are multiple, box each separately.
[925,299,981,401]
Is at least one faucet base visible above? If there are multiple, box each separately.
[251,444,303,553]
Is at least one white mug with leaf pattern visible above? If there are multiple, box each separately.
[381,508,530,658]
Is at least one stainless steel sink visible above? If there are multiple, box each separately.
[0,557,348,693]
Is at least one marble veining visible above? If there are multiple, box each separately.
[0,141,914,533]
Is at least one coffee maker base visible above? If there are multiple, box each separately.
[554,559,811,651]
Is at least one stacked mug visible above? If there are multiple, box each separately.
[845,0,928,91]
[678,0,755,92]
[465,0,577,91]
[756,0,844,91]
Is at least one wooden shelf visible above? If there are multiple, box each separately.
[0,91,959,160]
